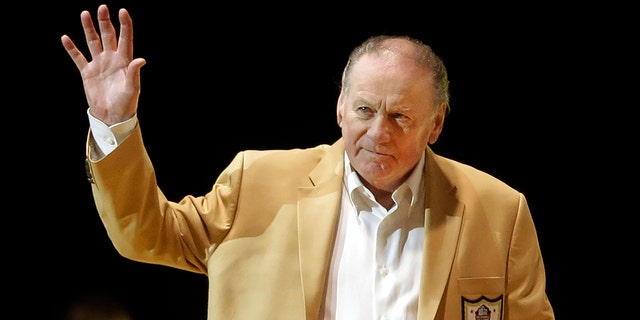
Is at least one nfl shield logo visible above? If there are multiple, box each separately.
[462,295,503,320]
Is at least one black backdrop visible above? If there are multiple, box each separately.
[9,1,632,319]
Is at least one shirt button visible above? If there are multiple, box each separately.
[106,137,115,145]
[379,266,389,277]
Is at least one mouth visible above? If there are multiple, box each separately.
[363,148,392,157]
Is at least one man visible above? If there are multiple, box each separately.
[61,4,555,319]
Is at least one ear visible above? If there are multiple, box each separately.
[428,103,447,144]
[336,92,345,127]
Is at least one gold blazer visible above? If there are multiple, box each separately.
[86,124,554,319]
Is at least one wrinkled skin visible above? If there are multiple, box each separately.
[337,41,446,209]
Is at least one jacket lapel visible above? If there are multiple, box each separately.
[297,139,344,319]
[417,147,464,319]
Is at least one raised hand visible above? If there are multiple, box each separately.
[61,4,146,126]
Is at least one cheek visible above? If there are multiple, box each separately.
[342,124,362,148]
[341,117,365,137]
[410,125,433,148]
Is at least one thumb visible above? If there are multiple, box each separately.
[128,58,147,90]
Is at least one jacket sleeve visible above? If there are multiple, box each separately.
[505,194,555,319]
[85,124,241,274]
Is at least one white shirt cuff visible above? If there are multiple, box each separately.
[87,108,138,157]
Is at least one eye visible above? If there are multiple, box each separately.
[393,113,408,120]
[355,106,375,118]
[392,113,411,124]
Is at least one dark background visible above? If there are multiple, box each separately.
[9,1,632,319]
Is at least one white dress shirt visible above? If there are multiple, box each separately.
[324,153,426,320]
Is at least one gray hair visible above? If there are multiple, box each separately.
[340,35,451,115]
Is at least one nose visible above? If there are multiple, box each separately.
[367,115,392,143]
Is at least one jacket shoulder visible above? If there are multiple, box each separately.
[431,152,521,200]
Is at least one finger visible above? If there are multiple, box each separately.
[128,58,147,91]
[97,4,118,52]
[81,9,102,58]
[60,35,88,72]
[117,8,134,60]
